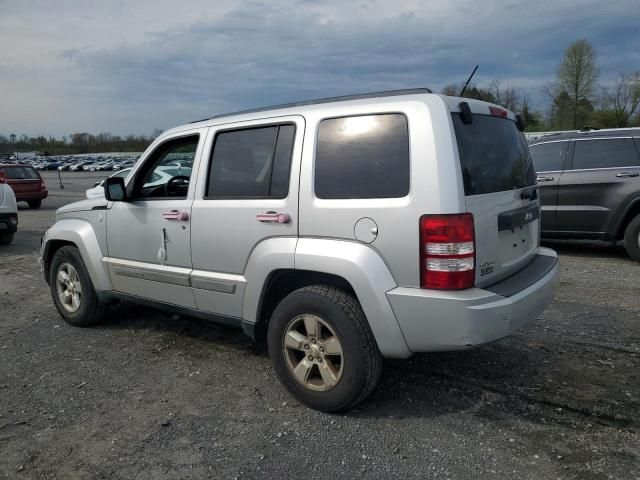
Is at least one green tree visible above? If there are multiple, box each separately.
[556,39,599,128]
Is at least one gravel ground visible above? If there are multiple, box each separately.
[0,172,639,479]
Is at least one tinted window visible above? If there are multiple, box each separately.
[452,114,536,195]
[132,135,198,199]
[530,141,568,172]
[3,166,39,179]
[315,114,409,199]
[571,138,638,170]
[206,124,295,199]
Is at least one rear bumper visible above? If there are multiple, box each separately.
[387,247,559,352]
[15,191,48,201]
[0,212,18,233]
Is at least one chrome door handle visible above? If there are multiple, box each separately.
[537,176,554,182]
[616,172,639,178]
[256,212,290,224]
[162,210,189,221]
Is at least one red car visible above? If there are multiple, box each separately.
[0,164,48,208]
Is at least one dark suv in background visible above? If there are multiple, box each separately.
[529,128,640,261]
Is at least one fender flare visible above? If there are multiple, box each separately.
[42,219,112,291]
[612,195,640,237]
[293,238,411,358]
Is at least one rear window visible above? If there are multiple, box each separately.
[571,138,639,170]
[452,114,536,195]
[2,166,39,179]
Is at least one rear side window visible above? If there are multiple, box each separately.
[3,166,39,179]
[314,114,410,199]
[452,114,536,195]
[206,124,295,199]
[530,141,568,172]
[571,138,638,170]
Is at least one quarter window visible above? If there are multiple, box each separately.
[529,142,568,172]
[314,114,410,199]
[571,138,638,170]
[206,124,295,199]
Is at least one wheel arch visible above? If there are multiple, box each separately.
[244,238,411,359]
[42,219,112,291]
[615,197,640,240]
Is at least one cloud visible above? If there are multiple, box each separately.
[1,0,638,136]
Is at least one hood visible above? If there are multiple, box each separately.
[56,197,108,215]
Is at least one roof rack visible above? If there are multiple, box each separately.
[190,88,433,124]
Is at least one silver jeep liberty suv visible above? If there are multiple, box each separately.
[41,89,559,411]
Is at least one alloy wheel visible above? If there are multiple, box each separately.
[282,314,344,391]
[56,262,82,313]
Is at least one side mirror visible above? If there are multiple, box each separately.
[104,177,127,202]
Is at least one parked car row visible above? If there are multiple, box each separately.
[23,154,140,172]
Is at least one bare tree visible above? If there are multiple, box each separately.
[606,72,640,127]
[557,39,599,128]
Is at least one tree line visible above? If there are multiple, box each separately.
[0,130,162,156]
[2,38,639,154]
[443,39,640,131]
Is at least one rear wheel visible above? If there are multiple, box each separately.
[49,246,106,326]
[0,232,14,245]
[623,214,640,262]
[267,285,382,412]
[28,199,42,209]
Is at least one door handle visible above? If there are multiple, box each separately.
[162,210,189,221]
[257,212,290,224]
[616,172,639,178]
[537,176,554,182]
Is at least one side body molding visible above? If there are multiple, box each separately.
[41,219,112,291]
[294,238,411,359]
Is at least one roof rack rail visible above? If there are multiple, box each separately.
[579,126,600,132]
[190,88,433,124]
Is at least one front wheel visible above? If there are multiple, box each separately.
[623,214,640,262]
[267,285,382,412]
[49,246,106,326]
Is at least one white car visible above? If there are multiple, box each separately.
[0,177,18,245]
[85,167,177,198]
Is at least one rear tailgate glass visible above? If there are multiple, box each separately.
[451,113,535,195]
[451,112,539,287]
[3,166,39,180]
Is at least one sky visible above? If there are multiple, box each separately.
[1,0,639,137]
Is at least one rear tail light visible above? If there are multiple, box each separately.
[0,172,6,184]
[420,214,475,290]
[39,179,46,190]
[9,215,18,225]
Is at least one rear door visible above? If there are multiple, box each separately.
[557,137,640,235]
[450,107,539,287]
[189,116,303,317]
[529,140,570,232]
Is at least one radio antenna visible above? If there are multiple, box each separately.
[459,65,479,97]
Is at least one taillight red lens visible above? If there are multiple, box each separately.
[39,179,46,190]
[0,172,6,184]
[420,214,475,290]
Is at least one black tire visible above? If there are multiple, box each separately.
[267,285,382,412]
[28,199,42,209]
[0,232,14,245]
[49,246,106,326]
[623,214,640,262]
